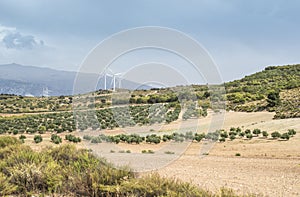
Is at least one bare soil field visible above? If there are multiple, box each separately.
[154,112,300,197]
[157,142,300,197]
[9,111,300,196]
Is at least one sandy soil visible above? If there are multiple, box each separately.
[8,111,300,196]
[157,142,300,197]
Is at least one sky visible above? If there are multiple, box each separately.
[0,0,299,82]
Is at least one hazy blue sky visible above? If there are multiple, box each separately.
[0,0,299,82]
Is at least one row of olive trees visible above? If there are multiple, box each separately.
[83,128,297,145]
[23,134,81,144]
[218,127,297,141]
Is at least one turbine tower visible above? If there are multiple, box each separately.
[105,69,123,91]
[41,87,50,97]
[104,73,107,90]
[110,73,122,91]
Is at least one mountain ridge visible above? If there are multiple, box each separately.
[0,63,150,96]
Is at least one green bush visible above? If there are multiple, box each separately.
[280,133,290,140]
[19,135,26,143]
[245,129,251,134]
[194,133,205,142]
[51,134,62,144]
[252,129,261,136]
[229,135,236,141]
[34,135,43,143]
[164,151,175,154]
[65,134,81,143]
[246,134,253,139]
[262,131,269,137]
[288,129,296,136]
[141,150,155,154]
[239,132,245,137]
[271,131,281,139]
[220,131,228,138]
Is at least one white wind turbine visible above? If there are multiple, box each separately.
[105,69,123,91]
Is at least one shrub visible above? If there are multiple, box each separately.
[219,137,226,142]
[220,131,228,138]
[288,129,296,136]
[271,131,281,139]
[245,129,251,134]
[51,134,62,144]
[19,135,26,140]
[252,129,261,136]
[280,133,290,140]
[194,133,205,142]
[164,151,175,154]
[146,134,161,144]
[239,132,245,137]
[235,153,241,156]
[184,131,194,140]
[228,131,237,136]
[246,134,253,139]
[262,131,269,137]
[142,150,155,154]
[205,131,220,141]
[65,134,81,143]
[229,135,236,141]
[141,150,147,154]
[91,137,102,143]
[34,135,43,143]
[13,129,18,135]
[83,135,92,140]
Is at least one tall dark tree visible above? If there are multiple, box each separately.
[267,91,280,107]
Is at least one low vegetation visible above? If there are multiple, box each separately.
[0,136,247,196]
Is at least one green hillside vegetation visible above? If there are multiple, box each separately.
[0,64,299,120]
[0,104,181,134]
[225,64,300,118]
[0,136,243,196]
[0,94,73,113]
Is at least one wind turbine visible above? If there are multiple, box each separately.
[110,73,123,91]
[41,87,51,97]
[104,73,107,90]
[106,69,123,91]
[114,73,123,90]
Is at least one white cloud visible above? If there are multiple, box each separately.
[0,24,44,50]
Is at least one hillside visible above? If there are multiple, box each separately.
[225,64,300,118]
[0,64,299,119]
[0,65,299,196]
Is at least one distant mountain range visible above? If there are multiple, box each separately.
[0,63,150,96]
